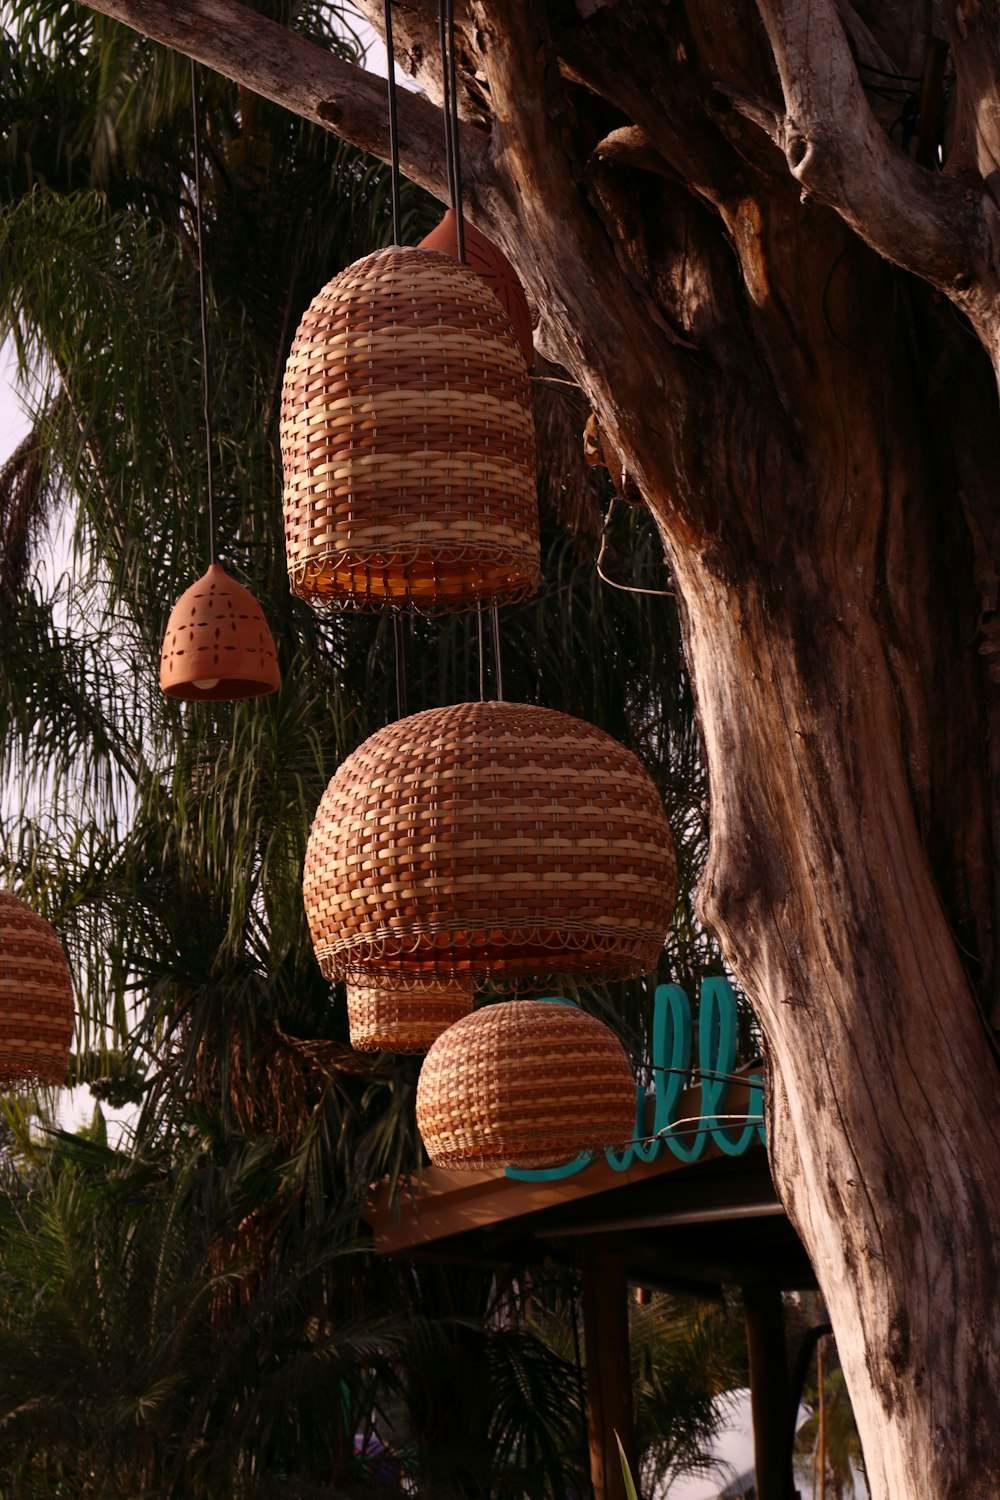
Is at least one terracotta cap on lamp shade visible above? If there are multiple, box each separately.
[160,563,280,701]
[418,209,534,364]
[415,998,636,1170]
[0,891,75,1088]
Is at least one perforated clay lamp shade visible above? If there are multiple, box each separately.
[303,700,677,987]
[280,245,539,613]
[418,209,534,365]
[160,562,281,701]
[0,891,75,1088]
[415,997,636,1170]
[345,970,474,1053]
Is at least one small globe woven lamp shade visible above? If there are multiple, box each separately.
[419,209,534,364]
[303,701,677,986]
[160,563,281,701]
[345,970,474,1054]
[0,892,75,1088]
[280,245,539,613]
[416,998,636,1170]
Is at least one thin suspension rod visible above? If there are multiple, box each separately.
[190,58,216,566]
[383,0,403,245]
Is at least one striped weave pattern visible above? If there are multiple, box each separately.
[280,247,539,612]
[346,970,474,1054]
[303,701,677,985]
[0,891,75,1086]
[416,999,636,1169]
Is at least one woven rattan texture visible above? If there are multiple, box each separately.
[416,999,636,1169]
[160,563,280,700]
[280,247,540,612]
[346,970,474,1053]
[0,891,75,1087]
[304,701,677,985]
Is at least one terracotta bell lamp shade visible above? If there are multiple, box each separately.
[416,998,636,1170]
[303,700,677,987]
[418,209,534,364]
[160,563,280,701]
[280,245,539,613]
[0,891,75,1088]
[345,970,474,1054]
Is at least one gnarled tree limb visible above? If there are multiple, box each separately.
[77,0,487,202]
[752,0,996,307]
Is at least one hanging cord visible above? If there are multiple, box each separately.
[596,490,674,598]
[190,59,216,566]
[383,0,403,246]
[441,0,500,695]
[392,614,408,718]
[444,0,465,262]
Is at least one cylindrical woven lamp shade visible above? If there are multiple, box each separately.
[280,246,540,613]
[0,892,74,1087]
[346,971,474,1053]
[416,999,636,1169]
[419,210,533,363]
[160,563,281,701]
[304,701,677,985]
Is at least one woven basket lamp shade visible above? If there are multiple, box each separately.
[160,563,280,701]
[0,892,74,1087]
[303,700,677,986]
[419,210,534,364]
[416,998,636,1170]
[280,246,540,613]
[346,970,474,1054]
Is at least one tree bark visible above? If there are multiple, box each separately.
[74,1,1000,1493]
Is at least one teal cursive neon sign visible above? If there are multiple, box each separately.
[504,978,766,1182]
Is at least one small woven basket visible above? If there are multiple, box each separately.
[160,563,280,701]
[280,246,539,613]
[0,891,75,1087]
[346,970,474,1053]
[416,998,636,1169]
[303,700,677,985]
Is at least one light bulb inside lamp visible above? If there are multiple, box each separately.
[192,677,221,691]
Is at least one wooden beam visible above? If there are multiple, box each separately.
[743,1282,792,1500]
[581,1247,635,1500]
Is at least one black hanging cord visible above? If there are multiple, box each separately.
[383,0,403,246]
[392,614,408,718]
[190,59,217,567]
[444,0,465,262]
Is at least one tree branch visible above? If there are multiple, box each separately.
[77,0,488,203]
[751,0,994,297]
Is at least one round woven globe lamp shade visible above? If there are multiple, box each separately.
[303,701,677,986]
[0,892,75,1088]
[280,246,539,613]
[160,563,281,701]
[418,210,534,364]
[346,971,474,1054]
[416,999,636,1170]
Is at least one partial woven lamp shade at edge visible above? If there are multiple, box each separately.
[160,563,280,701]
[418,209,534,364]
[0,891,75,1088]
[416,998,636,1170]
[280,246,539,613]
[303,700,677,986]
[345,970,474,1053]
